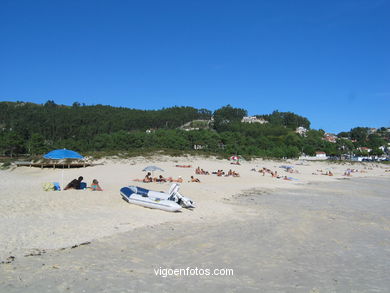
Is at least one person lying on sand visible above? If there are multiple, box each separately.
[89,179,103,191]
[64,176,84,190]
[196,167,210,175]
[176,165,192,168]
[190,176,201,183]
[166,176,183,183]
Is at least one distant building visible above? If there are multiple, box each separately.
[184,128,200,131]
[299,151,328,160]
[193,144,207,150]
[241,116,268,124]
[357,147,372,153]
[368,128,377,134]
[323,133,337,143]
[315,151,327,159]
[296,127,308,136]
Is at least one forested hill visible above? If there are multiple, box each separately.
[3,101,385,159]
[0,101,212,140]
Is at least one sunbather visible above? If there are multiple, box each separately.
[190,176,201,183]
[89,179,103,191]
[167,176,183,183]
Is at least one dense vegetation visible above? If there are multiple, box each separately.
[0,101,388,159]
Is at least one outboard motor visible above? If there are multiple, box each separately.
[168,183,195,208]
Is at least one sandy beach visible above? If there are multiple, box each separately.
[1,156,389,292]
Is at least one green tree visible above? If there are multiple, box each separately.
[213,105,247,132]
[1,131,25,157]
[27,133,47,155]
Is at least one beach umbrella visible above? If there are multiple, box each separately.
[142,165,164,177]
[142,166,164,172]
[229,156,239,161]
[44,149,84,160]
[43,149,84,190]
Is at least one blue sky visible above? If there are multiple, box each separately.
[1,0,389,133]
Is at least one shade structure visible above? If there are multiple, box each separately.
[43,149,84,190]
[44,149,84,160]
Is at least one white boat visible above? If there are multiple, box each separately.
[120,183,195,212]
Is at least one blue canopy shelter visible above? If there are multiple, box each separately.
[43,149,84,190]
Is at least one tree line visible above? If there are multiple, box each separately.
[0,102,387,159]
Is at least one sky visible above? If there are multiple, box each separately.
[0,0,389,133]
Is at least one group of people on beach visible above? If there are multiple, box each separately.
[251,167,295,181]
[311,169,333,176]
[134,172,184,183]
[64,176,103,191]
[196,166,240,177]
[60,162,384,192]
[134,173,202,183]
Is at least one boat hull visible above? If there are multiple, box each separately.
[120,186,182,212]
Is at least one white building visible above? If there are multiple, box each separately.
[296,127,308,136]
[315,151,327,159]
[241,116,268,124]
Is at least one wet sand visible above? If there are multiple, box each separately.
[1,177,389,292]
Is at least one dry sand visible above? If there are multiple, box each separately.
[0,156,389,292]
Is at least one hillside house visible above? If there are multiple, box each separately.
[315,151,327,159]
[241,116,268,124]
[296,127,308,136]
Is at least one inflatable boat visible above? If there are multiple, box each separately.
[120,183,195,212]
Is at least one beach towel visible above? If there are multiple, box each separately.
[43,182,55,191]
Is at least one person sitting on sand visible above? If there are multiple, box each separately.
[143,172,153,183]
[343,170,351,176]
[89,179,103,191]
[190,176,201,183]
[64,176,84,190]
[232,171,240,177]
